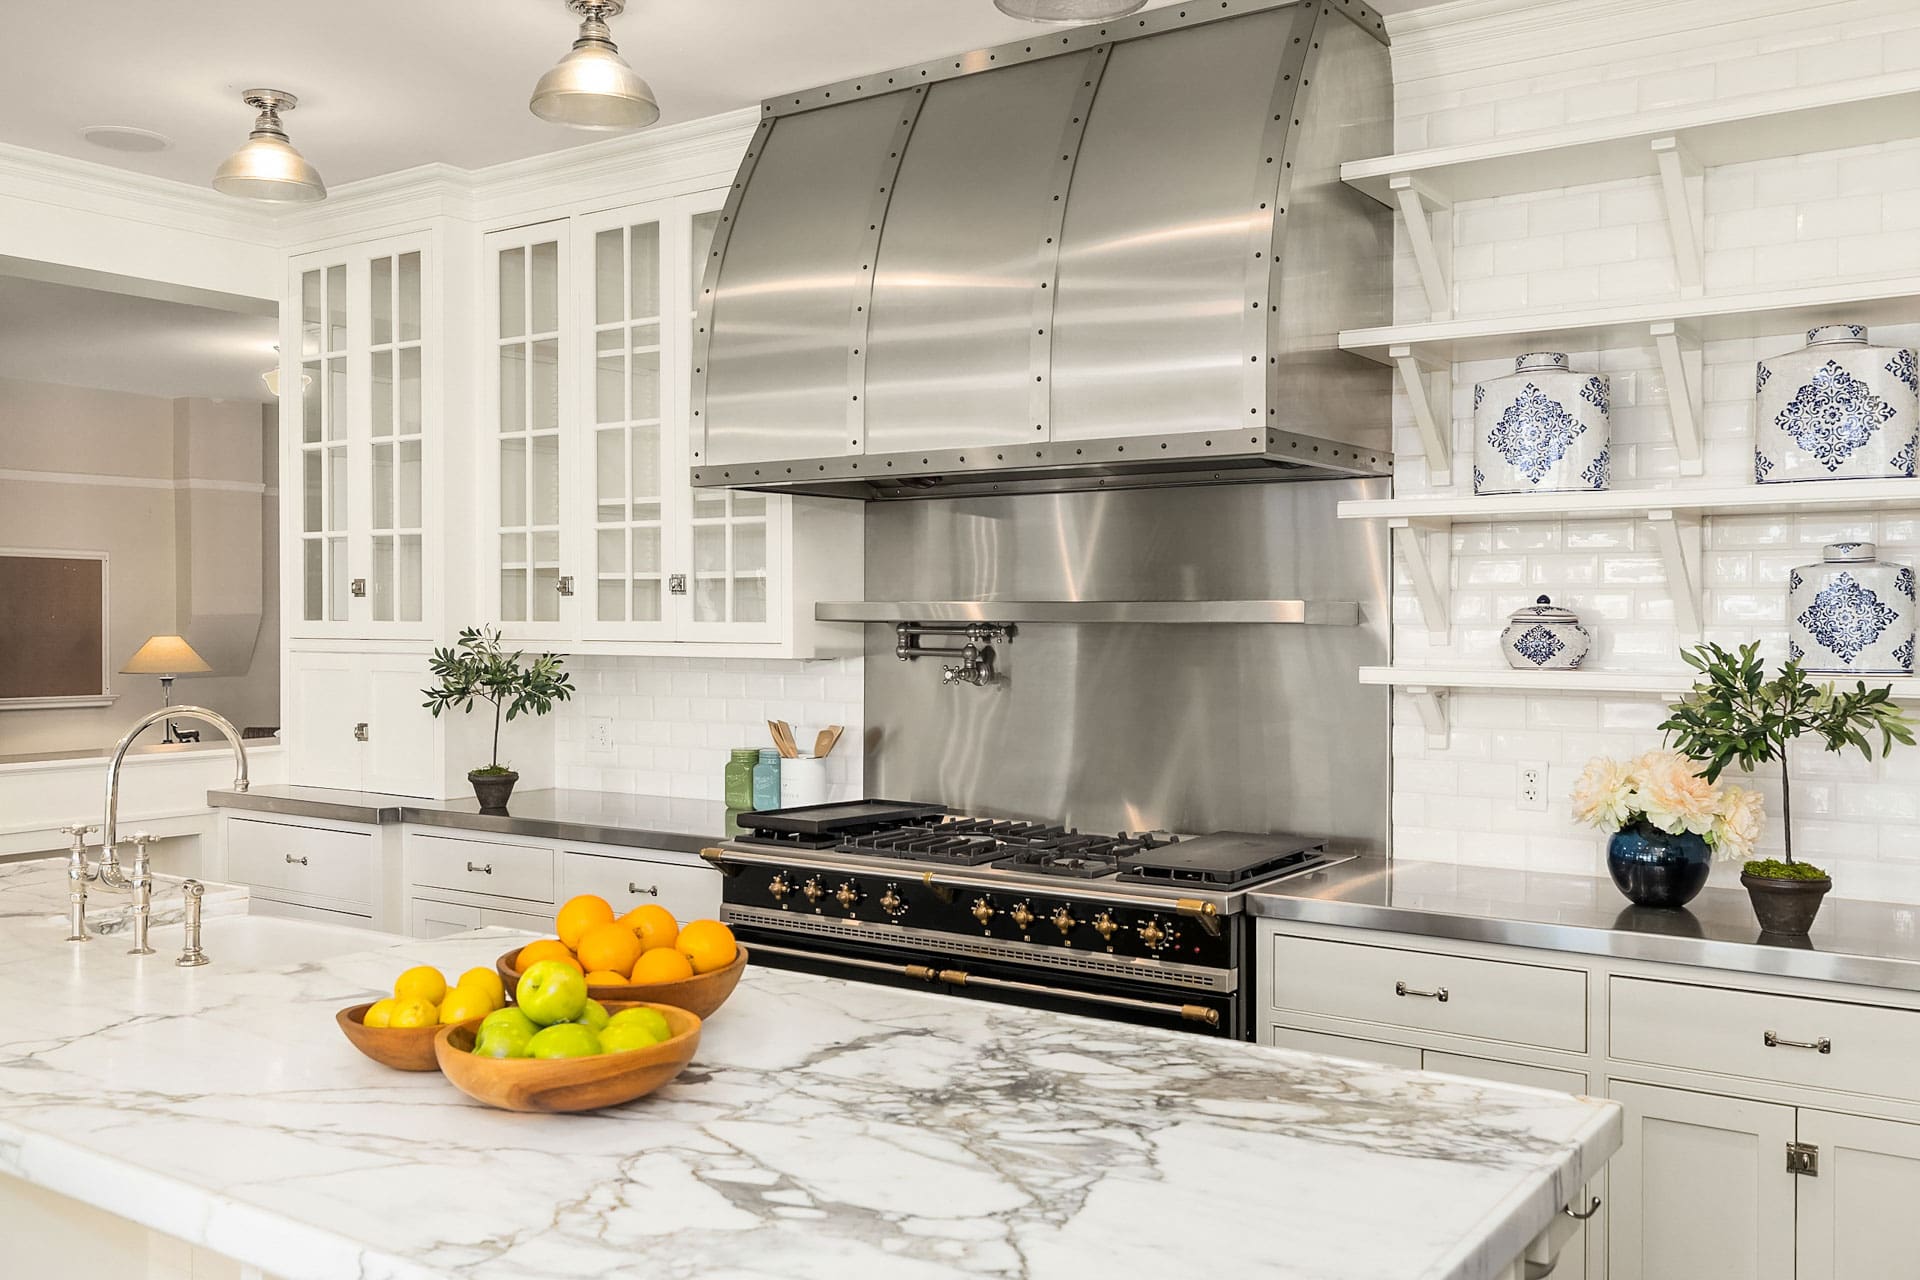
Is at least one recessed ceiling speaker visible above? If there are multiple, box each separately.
[81,125,171,153]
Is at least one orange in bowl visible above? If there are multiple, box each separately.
[631,947,694,983]
[675,919,739,975]
[577,921,644,975]
[585,969,631,987]
[516,938,580,972]
[620,902,679,952]
[557,894,615,949]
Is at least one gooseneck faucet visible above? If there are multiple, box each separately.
[86,706,250,955]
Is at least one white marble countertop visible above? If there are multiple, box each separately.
[0,860,1618,1280]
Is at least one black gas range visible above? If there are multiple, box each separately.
[710,800,1348,1039]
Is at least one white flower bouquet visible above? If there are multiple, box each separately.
[1571,749,1763,863]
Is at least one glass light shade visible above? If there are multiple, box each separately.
[994,0,1147,19]
[262,367,313,397]
[213,130,326,203]
[530,37,660,130]
[121,635,211,676]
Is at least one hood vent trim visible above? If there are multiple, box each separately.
[692,0,1393,499]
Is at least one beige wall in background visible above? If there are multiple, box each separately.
[0,376,278,755]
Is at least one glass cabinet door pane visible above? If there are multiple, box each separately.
[301,270,322,357]
[363,247,426,625]
[493,232,564,629]
[530,242,558,334]
[591,219,668,629]
[498,248,525,339]
[371,351,393,437]
[595,230,622,326]
[630,222,660,318]
[398,251,422,341]
[326,266,347,349]
[371,256,393,345]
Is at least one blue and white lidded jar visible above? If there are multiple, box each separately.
[1473,353,1611,496]
[1754,324,1920,484]
[1789,543,1916,676]
[1500,595,1592,671]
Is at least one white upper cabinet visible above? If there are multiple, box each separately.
[285,232,438,640]
[482,190,859,655]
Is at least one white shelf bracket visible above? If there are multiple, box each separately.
[1402,685,1451,749]
[1390,174,1453,321]
[1389,343,1454,486]
[1650,321,1706,477]
[1391,516,1453,643]
[1647,508,1705,640]
[1651,136,1704,298]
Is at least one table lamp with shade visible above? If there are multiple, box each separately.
[120,635,211,743]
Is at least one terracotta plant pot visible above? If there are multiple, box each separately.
[469,769,519,811]
[1741,871,1831,935]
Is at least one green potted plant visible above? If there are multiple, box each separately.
[422,626,575,810]
[1658,641,1913,934]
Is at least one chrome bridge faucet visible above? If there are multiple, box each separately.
[75,706,249,956]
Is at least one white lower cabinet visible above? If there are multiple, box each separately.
[219,813,382,925]
[410,896,553,939]
[285,648,445,797]
[1606,1081,1795,1280]
[559,849,721,923]
[1257,917,1920,1280]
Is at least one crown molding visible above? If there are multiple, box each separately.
[469,107,758,221]
[0,140,272,245]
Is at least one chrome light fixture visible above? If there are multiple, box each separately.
[529,0,660,131]
[994,0,1147,21]
[211,89,325,203]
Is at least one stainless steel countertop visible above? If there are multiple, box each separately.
[1248,856,1920,994]
[208,786,728,856]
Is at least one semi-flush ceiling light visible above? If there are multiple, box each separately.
[262,346,312,398]
[994,0,1147,21]
[211,89,326,203]
[530,0,660,131]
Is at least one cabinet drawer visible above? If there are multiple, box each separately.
[1423,1051,1587,1097]
[410,834,553,904]
[249,896,373,927]
[1268,933,1587,1052]
[1264,1025,1422,1069]
[226,818,376,909]
[409,897,552,940]
[559,850,722,922]
[1610,976,1920,1100]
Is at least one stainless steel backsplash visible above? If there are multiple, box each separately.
[862,479,1390,851]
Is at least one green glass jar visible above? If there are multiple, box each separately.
[724,747,759,812]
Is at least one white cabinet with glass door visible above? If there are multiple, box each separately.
[286,232,436,640]
[482,194,858,656]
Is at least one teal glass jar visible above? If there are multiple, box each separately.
[752,748,782,812]
[724,748,759,812]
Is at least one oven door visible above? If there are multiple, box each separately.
[731,921,1243,1038]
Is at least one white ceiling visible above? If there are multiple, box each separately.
[0,277,278,403]
[0,0,1441,190]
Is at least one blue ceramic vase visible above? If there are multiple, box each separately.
[1607,825,1711,909]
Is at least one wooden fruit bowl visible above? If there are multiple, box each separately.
[434,1000,702,1113]
[495,944,747,1019]
[337,1002,444,1072]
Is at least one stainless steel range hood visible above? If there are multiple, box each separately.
[690,0,1393,500]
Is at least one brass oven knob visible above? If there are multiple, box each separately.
[767,873,791,901]
[802,877,824,903]
[880,887,906,918]
[1137,918,1169,952]
[971,897,995,925]
[1092,912,1118,941]
[1009,901,1035,931]
[834,881,861,909]
[1050,906,1078,935]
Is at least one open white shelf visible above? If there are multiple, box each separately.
[1342,72,1920,208]
[1362,665,1920,746]
[1344,72,1920,326]
[1349,478,1920,645]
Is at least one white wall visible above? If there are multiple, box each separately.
[553,655,863,804]
[1384,0,1920,900]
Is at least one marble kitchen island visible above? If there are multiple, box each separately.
[0,859,1617,1280]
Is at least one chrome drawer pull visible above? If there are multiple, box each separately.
[628,882,658,896]
[284,854,308,866]
[1564,1197,1602,1221]
[467,862,493,875]
[1395,981,1448,1002]
[1764,1030,1831,1054]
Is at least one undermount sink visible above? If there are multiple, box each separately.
[141,913,388,968]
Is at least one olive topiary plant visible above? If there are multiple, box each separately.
[422,626,575,774]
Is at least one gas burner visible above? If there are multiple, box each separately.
[990,848,1120,879]
[839,826,1006,865]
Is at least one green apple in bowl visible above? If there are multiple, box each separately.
[527,1023,603,1059]
[515,960,588,1026]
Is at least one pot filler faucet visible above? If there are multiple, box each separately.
[70,706,249,957]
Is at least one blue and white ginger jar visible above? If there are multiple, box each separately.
[1473,353,1611,496]
[1501,595,1592,671]
[1788,542,1915,676]
[1754,324,1919,484]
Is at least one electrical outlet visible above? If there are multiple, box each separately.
[586,717,615,758]
[1517,762,1549,813]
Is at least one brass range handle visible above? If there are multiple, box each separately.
[1395,981,1449,1002]
[1764,1030,1831,1054]
[284,854,308,866]
[627,882,658,896]
[466,861,493,875]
